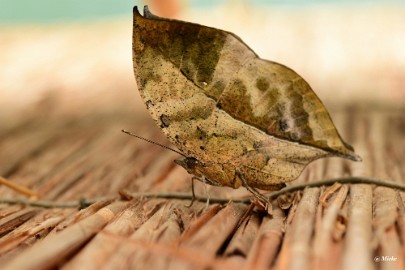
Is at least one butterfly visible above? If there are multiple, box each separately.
[132,6,360,204]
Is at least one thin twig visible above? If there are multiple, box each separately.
[0,176,39,198]
[0,197,111,209]
[0,176,403,209]
[132,176,405,203]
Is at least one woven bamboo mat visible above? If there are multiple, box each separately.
[0,105,404,270]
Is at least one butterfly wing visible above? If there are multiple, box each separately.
[133,6,360,188]
[133,6,359,160]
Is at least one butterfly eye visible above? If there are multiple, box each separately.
[187,157,198,166]
[184,157,203,168]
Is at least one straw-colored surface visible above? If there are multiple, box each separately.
[0,105,404,270]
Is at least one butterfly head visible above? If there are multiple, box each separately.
[174,157,205,176]
[175,157,224,187]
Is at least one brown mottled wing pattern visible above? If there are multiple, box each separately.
[132,6,360,189]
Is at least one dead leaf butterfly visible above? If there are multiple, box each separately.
[132,6,361,203]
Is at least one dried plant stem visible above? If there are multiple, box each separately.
[0,176,39,198]
[130,176,405,203]
[0,197,112,209]
[0,176,403,209]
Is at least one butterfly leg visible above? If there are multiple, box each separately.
[201,175,211,209]
[185,176,197,208]
[237,171,270,210]
[186,176,212,208]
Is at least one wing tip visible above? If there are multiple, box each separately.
[133,5,154,18]
[333,148,362,162]
[348,152,362,162]
[345,153,362,162]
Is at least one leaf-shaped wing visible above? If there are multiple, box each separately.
[133,6,360,163]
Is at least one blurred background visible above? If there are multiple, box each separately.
[0,0,404,128]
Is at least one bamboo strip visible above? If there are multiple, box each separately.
[245,204,285,270]
[0,208,39,237]
[62,200,142,270]
[166,202,247,270]
[0,216,64,254]
[49,199,114,235]
[224,213,260,257]
[128,203,187,270]
[277,186,320,270]
[178,202,247,256]
[342,110,374,270]
[371,112,403,270]
[312,112,348,270]
[98,201,181,270]
[2,201,130,270]
[313,184,348,270]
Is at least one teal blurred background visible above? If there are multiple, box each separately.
[0,0,132,23]
[1,0,404,23]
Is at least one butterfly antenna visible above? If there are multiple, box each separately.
[121,129,187,157]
